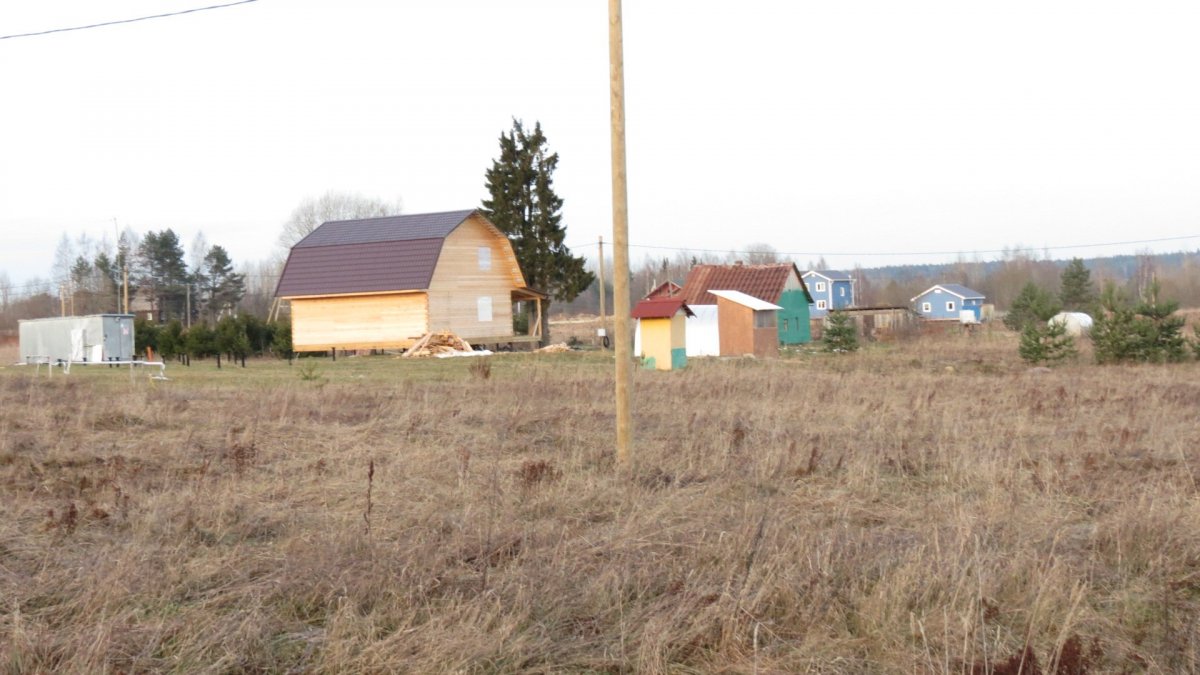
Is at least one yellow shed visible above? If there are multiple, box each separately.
[631,297,694,370]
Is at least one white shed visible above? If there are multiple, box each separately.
[19,314,136,364]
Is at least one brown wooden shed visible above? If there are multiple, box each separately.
[275,210,544,351]
[710,290,782,358]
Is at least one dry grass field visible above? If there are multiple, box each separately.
[3,329,1200,673]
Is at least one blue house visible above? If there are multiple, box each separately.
[801,270,854,318]
[911,284,985,321]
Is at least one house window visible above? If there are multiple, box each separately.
[839,286,845,297]
[815,281,826,292]
[946,301,956,312]
[477,296,493,322]
[477,247,492,271]
[782,319,789,332]
[816,300,827,310]
[922,302,932,313]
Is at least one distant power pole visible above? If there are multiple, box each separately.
[114,218,121,313]
[608,0,633,468]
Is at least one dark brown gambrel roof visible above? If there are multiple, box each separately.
[678,263,814,306]
[275,209,477,298]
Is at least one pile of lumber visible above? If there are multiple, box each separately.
[402,332,475,358]
[535,343,572,353]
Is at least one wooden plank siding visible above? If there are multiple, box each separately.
[716,298,778,358]
[426,214,523,340]
[291,292,428,350]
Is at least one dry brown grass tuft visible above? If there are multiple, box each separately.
[2,332,1200,671]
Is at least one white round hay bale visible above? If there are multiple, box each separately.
[1048,312,1093,336]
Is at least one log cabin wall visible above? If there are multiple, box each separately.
[426,214,523,340]
[290,292,428,350]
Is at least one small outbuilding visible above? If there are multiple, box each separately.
[675,262,814,354]
[710,290,782,358]
[19,314,135,364]
[811,306,920,342]
[631,297,694,370]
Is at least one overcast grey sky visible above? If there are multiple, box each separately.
[2,0,1198,290]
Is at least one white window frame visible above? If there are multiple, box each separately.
[814,281,826,292]
[838,286,845,297]
[946,301,956,312]
[816,299,827,310]
[477,246,492,271]
[477,296,493,322]
[921,302,932,313]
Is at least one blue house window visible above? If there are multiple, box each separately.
[814,281,826,292]
[922,302,932,313]
[946,301,955,312]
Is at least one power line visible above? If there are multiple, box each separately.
[576,232,1200,259]
[0,0,259,41]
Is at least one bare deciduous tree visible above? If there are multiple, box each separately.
[741,243,781,265]
[277,191,402,253]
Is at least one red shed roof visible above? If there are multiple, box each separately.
[679,263,812,305]
[631,297,695,319]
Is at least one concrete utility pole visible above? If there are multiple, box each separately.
[598,236,607,349]
[608,0,633,468]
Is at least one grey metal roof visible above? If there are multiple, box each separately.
[293,209,476,248]
[276,209,479,298]
[911,283,986,301]
[937,283,985,299]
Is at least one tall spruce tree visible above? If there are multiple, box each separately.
[1059,258,1097,312]
[198,245,245,322]
[482,119,593,343]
